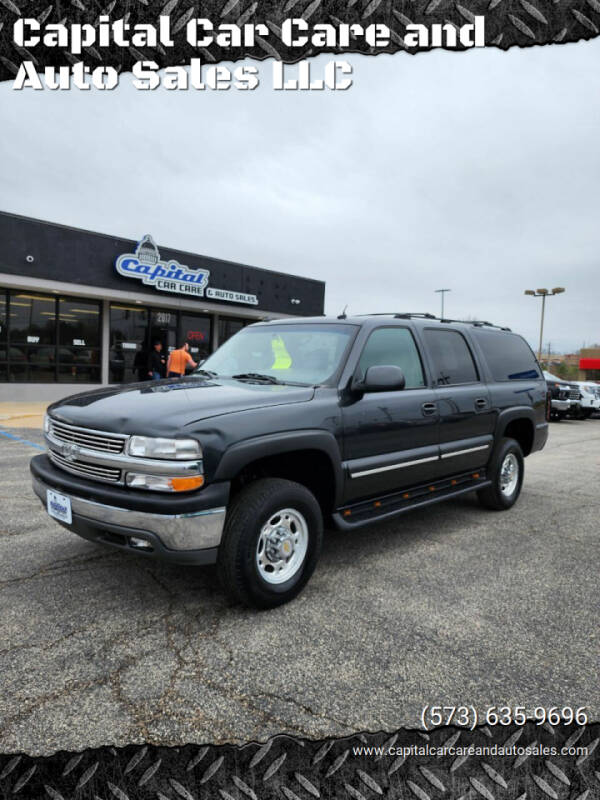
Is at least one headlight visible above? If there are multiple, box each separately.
[125,473,204,492]
[127,436,202,460]
[43,413,50,434]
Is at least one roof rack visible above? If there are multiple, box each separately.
[440,318,512,332]
[355,312,437,319]
[356,313,512,331]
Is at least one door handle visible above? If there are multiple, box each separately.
[475,398,488,408]
[421,402,437,416]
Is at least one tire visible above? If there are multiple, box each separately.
[217,478,323,609]
[477,438,524,511]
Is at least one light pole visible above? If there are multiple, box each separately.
[524,287,565,363]
[435,288,451,319]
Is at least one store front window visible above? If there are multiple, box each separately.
[219,317,247,347]
[0,290,101,383]
[109,304,212,383]
[0,291,7,383]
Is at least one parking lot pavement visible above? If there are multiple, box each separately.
[0,420,598,756]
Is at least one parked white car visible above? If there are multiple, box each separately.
[570,381,600,419]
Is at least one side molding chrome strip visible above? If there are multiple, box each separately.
[350,443,491,478]
[440,444,490,459]
[351,455,439,479]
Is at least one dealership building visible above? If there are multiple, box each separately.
[579,348,600,381]
[0,211,325,401]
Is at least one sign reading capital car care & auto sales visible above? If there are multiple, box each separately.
[115,235,258,305]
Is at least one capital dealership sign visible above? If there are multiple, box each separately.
[115,235,258,305]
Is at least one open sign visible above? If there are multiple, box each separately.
[187,330,205,341]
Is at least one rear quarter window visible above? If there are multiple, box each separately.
[474,331,541,381]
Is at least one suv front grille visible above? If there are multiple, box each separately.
[48,450,121,483]
[568,389,581,400]
[49,419,126,454]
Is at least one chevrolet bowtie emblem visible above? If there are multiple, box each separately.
[61,443,81,462]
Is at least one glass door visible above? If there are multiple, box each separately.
[179,313,211,361]
[150,308,178,362]
[109,304,149,383]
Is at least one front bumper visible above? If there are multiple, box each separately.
[551,399,570,412]
[31,455,228,565]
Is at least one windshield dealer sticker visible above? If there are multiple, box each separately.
[115,235,258,305]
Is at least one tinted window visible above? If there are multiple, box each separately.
[58,298,101,348]
[219,317,246,347]
[424,329,478,385]
[9,291,56,344]
[3,291,102,383]
[358,327,425,389]
[0,291,6,344]
[474,331,541,381]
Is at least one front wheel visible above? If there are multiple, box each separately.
[477,438,524,511]
[217,478,323,609]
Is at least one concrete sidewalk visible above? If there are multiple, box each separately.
[0,402,47,429]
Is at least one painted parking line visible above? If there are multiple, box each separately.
[0,428,45,450]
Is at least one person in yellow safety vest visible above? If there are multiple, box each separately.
[271,334,292,370]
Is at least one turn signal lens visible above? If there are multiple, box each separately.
[125,472,204,492]
[170,476,204,492]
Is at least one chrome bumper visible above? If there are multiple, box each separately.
[32,474,226,551]
[551,399,570,412]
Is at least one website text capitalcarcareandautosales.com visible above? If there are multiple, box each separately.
[351,744,590,758]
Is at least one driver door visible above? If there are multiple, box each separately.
[341,326,439,503]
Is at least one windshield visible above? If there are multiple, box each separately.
[199,323,356,385]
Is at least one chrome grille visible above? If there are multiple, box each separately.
[568,389,581,400]
[49,419,126,454]
[48,449,121,483]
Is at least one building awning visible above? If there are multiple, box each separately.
[579,358,600,370]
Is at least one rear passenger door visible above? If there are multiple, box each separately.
[341,326,440,503]
[421,328,495,476]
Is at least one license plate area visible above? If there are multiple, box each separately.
[47,490,72,525]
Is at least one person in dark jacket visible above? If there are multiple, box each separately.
[148,341,166,380]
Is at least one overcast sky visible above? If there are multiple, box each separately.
[1,41,599,353]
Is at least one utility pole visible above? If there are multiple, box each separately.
[435,289,451,319]
[524,288,565,362]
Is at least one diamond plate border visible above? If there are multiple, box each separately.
[1,0,600,84]
[0,724,599,800]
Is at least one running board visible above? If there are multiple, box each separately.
[332,470,490,530]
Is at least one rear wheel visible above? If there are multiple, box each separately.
[477,438,524,511]
[217,478,323,609]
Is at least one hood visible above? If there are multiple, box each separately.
[48,376,315,436]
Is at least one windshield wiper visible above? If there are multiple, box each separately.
[232,372,282,384]
[195,368,218,378]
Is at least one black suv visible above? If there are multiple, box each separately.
[31,313,549,608]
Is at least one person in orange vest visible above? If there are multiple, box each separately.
[167,341,198,378]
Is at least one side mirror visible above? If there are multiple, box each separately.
[353,365,406,393]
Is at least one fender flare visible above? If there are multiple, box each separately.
[493,406,536,455]
[213,429,345,508]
